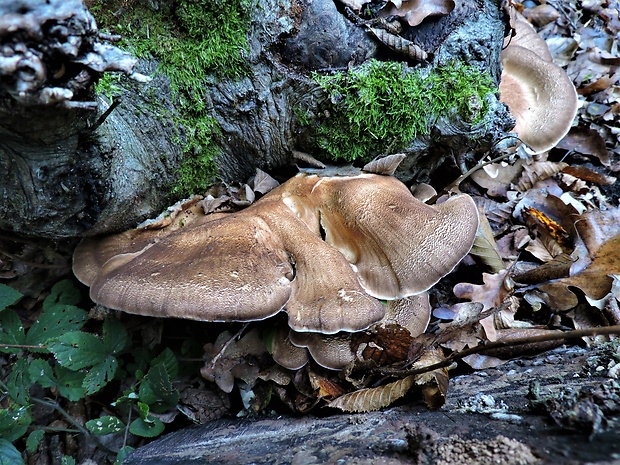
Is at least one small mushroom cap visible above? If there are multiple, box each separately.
[271,322,310,370]
[500,44,578,154]
[383,293,431,337]
[306,174,479,299]
[289,331,355,370]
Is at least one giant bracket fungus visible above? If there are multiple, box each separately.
[73,172,479,369]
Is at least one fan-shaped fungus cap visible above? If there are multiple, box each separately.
[499,14,578,154]
[271,323,310,370]
[286,174,479,300]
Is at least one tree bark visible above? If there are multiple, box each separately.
[0,0,513,239]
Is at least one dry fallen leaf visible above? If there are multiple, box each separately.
[201,328,267,393]
[252,168,280,195]
[532,207,620,310]
[537,234,620,310]
[328,375,416,412]
[470,210,505,273]
[555,127,611,166]
[412,347,449,409]
[351,324,414,366]
[514,160,568,192]
[379,0,455,27]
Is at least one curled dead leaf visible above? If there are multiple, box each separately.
[412,347,449,410]
[327,375,416,412]
[379,0,455,27]
[470,210,505,273]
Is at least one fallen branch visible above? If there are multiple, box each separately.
[375,325,620,378]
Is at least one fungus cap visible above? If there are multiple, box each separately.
[499,44,578,154]
[300,174,479,299]
[73,173,476,348]
[499,13,577,154]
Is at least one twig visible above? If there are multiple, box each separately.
[32,397,119,455]
[429,145,519,202]
[374,325,620,378]
[89,98,121,132]
[123,404,132,449]
[207,324,249,371]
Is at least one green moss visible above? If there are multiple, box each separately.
[312,59,496,163]
[91,0,253,196]
[94,73,122,100]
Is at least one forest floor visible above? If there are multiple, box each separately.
[2,1,620,464]
[125,342,620,465]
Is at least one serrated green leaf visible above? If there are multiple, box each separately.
[0,405,31,442]
[49,332,107,370]
[26,305,88,350]
[29,359,57,389]
[26,429,45,453]
[7,358,31,405]
[139,363,179,412]
[0,284,22,312]
[0,438,24,465]
[0,309,26,354]
[115,446,135,465]
[151,348,178,379]
[86,416,126,435]
[56,366,86,401]
[102,318,129,354]
[83,356,118,395]
[129,417,164,438]
[43,280,81,310]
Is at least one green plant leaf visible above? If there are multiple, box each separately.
[0,309,26,353]
[29,359,57,389]
[136,401,150,420]
[0,438,24,465]
[0,284,22,311]
[129,417,165,438]
[49,332,107,370]
[139,362,179,412]
[56,366,86,401]
[7,358,31,405]
[115,446,135,465]
[86,416,126,435]
[83,356,119,395]
[0,405,31,442]
[151,348,178,379]
[26,429,45,453]
[43,280,81,310]
[26,305,88,350]
[102,318,129,354]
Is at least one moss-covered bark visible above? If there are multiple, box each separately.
[0,0,513,238]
